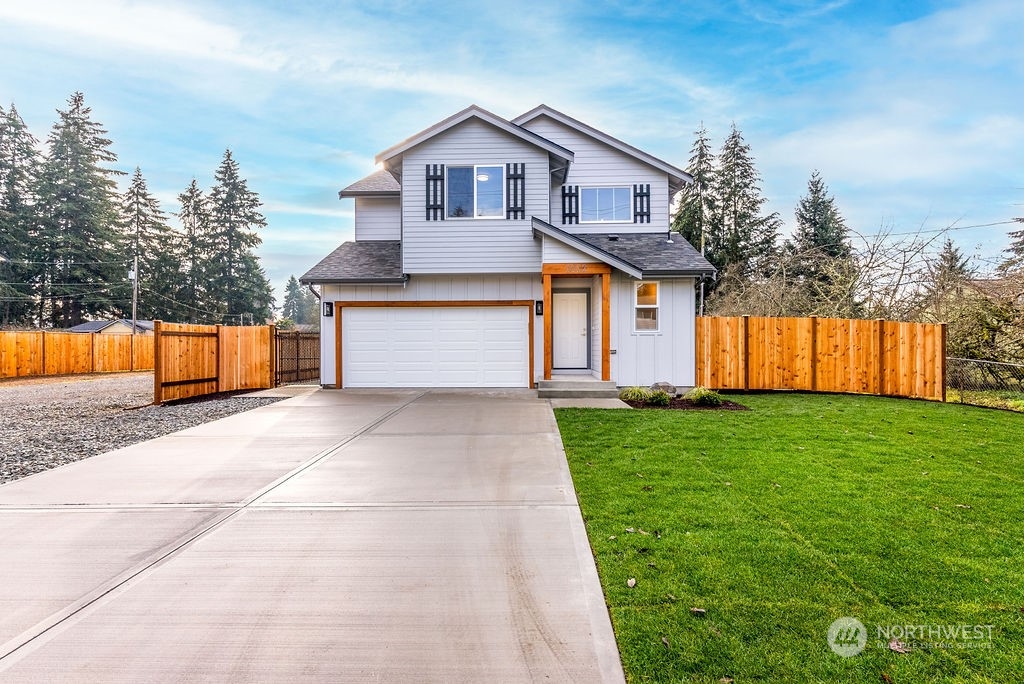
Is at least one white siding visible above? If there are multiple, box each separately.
[542,236,599,264]
[611,275,696,388]
[354,197,400,240]
[519,115,671,234]
[401,120,549,273]
[319,275,543,386]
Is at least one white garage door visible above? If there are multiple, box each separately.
[342,306,530,387]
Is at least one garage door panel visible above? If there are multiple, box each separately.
[343,306,529,388]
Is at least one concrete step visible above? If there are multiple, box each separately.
[538,379,617,391]
[537,380,620,399]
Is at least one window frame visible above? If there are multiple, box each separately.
[445,164,505,219]
[633,280,660,333]
[579,185,632,223]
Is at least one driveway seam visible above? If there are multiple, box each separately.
[0,391,426,666]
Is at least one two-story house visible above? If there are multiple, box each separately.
[301,105,715,389]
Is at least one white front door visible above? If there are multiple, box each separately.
[552,292,588,369]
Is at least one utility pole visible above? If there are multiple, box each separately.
[131,254,138,333]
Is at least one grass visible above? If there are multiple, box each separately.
[555,393,1024,683]
[947,389,1024,413]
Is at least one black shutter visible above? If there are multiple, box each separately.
[633,183,651,223]
[506,163,525,220]
[425,164,445,221]
[561,185,579,224]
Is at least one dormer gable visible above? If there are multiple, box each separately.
[512,105,691,195]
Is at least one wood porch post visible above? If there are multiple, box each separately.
[601,272,611,381]
[543,274,552,380]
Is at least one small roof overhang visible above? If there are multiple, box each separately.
[339,169,401,199]
[532,217,716,280]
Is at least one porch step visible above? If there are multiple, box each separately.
[537,379,619,399]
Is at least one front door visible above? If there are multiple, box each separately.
[552,292,588,369]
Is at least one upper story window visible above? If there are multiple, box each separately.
[581,186,631,223]
[447,165,504,218]
[634,281,659,332]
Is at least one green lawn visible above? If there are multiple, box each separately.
[555,394,1024,683]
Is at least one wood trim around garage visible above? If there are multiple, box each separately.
[542,262,611,276]
[331,300,536,389]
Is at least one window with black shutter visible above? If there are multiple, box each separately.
[633,184,651,223]
[506,163,525,220]
[425,164,445,220]
[561,185,579,224]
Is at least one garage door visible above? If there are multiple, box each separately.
[342,306,530,387]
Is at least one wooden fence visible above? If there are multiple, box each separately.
[0,331,154,379]
[153,321,274,404]
[695,316,946,401]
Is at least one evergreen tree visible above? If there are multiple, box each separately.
[176,179,218,323]
[1002,218,1024,273]
[300,287,319,325]
[787,170,851,283]
[708,123,780,277]
[281,275,305,322]
[207,149,274,324]
[928,238,972,295]
[120,168,182,321]
[33,92,126,327]
[672,123,715,255]
[0,103,41,326]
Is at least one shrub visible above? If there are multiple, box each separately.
[648,390,671,406]
[685,386,723,407]
[619,386,654,402]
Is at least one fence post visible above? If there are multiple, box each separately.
[875,318,886,396]
[269,324,277,388]
[940,323,947,402]
[130,333,135,372]
[153,321,163,405]
[809,315,818,392]
[741,314,750,391]
[215,324,223,393]
[90,332,96,374]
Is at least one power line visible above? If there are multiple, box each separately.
[876,220,1017,238]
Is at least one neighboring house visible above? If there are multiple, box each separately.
[301,105,715,389]
[67,319,154,335]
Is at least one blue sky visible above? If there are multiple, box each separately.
[1,0,1021,304]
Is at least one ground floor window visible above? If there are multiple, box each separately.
[634,281,659,332]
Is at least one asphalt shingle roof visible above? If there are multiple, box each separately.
[575,232,716,276]
[300,241,404,283]
[339,169,400,197]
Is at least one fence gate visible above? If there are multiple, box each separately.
[275,330,320,386]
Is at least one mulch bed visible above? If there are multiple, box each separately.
[623,397,750,411]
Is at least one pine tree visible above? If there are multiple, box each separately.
[281,275,304,322]
[787,170,851,283]
[0,103,42,326]
[709,123,780,277]
[672,123,715,255]
[300,287,319,325]
[176,179,218,323]
[207,149,274,324]
[121,168,182,321]
[33,92,126,327]
[1002,218,1024,273]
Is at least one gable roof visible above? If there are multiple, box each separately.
[67,319,154,333]
[512,105,692,193]
[532,218,716,279]
[374,105,574,167]
[299,241,405,284]
[339,169,400,198]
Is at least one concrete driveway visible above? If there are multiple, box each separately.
[0,388,624,682]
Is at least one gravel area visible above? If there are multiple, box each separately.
[0,372,284,485]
